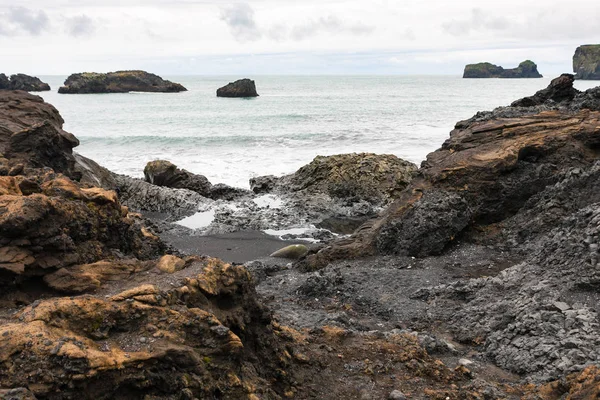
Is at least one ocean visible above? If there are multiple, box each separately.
[39,75,600,188]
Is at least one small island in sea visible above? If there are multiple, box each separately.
[0,73,50,91]
[217,78,259,97]
[463,60,542,78]
[58,70,187,94]
[573,44,600,80]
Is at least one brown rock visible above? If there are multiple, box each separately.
[156,254,185,274]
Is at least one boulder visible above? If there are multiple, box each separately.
[217,78,259,97]
[143,160,250,201]
[275,153,417,204]
[144,160,212,196]
[249,175,279,194]
[463,60,543,78]
[58,70,187,94]
[573,44,600,80]
[0,74,50,91]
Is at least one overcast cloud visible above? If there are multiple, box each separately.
[0,0,598,75]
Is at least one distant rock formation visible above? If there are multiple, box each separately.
[463,60,543,78]
[217,78,259,97]
[573,45,600,80]
[58,70,187,94]
[0,73,50,91]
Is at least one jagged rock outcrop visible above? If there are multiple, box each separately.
[0,90,81,179]
[573,44,600,80]
[144,160,250,201]
[302,75,600,269]
[217,79,259,98]
[58,71,187,94]
[0,74,50,92]
[463,60,543,78]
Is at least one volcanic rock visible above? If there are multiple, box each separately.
[143,159,250,200]
[217,78,259,97]
[302,76,600,270]
[573,44,600,80]
[463,60,543,78]
[0,74,50,91]
[257,153,417,206]
[58,70,187,94]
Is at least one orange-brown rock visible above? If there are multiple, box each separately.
[523,366,600,399]
[0,259,291,399]
[0,173,164,288]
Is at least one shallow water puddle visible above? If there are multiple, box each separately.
[175,210,216,229]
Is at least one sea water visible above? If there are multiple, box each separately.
[39,75,599,188]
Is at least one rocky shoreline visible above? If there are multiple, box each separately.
[1,76,600,398]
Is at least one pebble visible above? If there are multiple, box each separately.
[388,390,407,400]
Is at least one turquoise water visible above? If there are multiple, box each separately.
[39,75,600,188]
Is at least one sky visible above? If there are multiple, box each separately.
[0,0,599,75]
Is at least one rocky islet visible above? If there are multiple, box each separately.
[58,70,187,94]
[0,74,50,92]
[463,60,543,78]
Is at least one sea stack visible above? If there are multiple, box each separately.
[0,73,51,91]
[573,45,600,80]
[463,60,543,78]
[58,70,187,94]
[216,78,259,97]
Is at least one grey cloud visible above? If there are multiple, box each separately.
[442,8,511,36]
[221,2,374,42]
[66,15,95,37]
[290,15,374,40]
[5,6,50,35]
[220,3,261,42]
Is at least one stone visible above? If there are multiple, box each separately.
[157,254,185,274]
[388,390,407,400]
[270,244,309,259]
[144,160,212,197]
[249,175,278,194]
[58,70,187,94]
[216,79,258,97]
